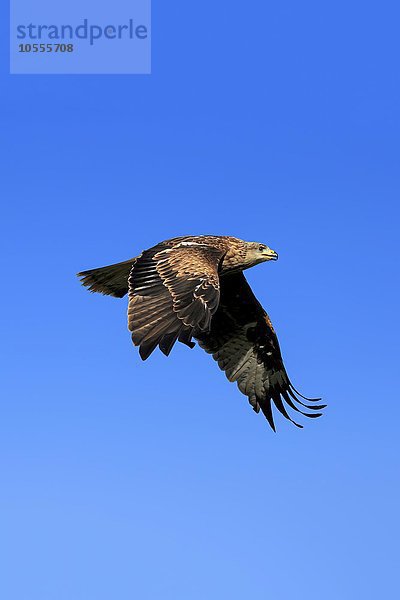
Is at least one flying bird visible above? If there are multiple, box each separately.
[78,235,324,430]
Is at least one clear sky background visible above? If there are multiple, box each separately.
[1,2,400,599]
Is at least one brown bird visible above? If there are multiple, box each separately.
[78,235,324,430]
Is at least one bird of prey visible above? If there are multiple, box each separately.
[78,235,324,430]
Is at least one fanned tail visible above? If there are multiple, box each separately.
[77,258,136,298]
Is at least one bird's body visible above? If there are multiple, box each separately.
[78,235,324,430]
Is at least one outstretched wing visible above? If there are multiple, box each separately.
[128,242,225,360]
[196,272,325,430]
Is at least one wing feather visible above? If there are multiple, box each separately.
[128,242,225,359]
[196,272,324,430]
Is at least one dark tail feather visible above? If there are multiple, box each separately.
[77,258,136,298]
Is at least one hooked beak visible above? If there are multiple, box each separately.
[263,247,278,261]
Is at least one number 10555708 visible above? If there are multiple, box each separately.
[18,43,74,53]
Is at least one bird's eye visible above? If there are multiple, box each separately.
[259,245,265,251]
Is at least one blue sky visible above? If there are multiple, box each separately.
[1,2,400,599]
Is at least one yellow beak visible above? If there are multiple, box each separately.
[263,247,278,261]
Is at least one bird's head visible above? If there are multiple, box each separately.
[245,242,278,267]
